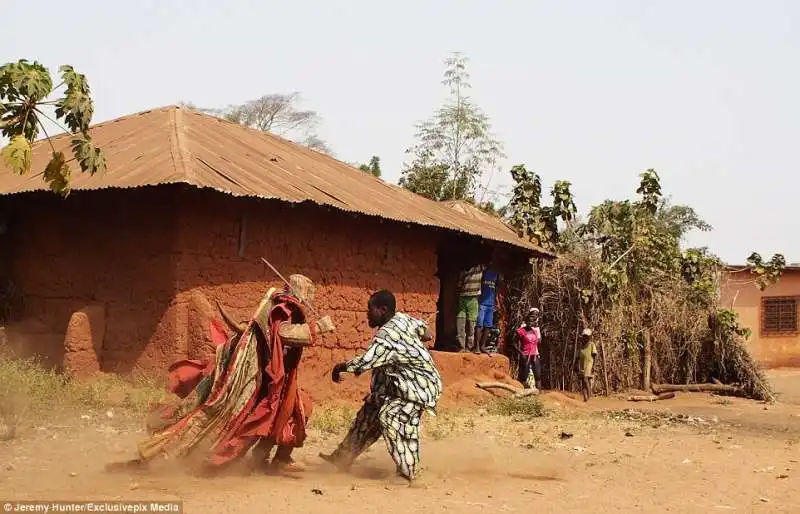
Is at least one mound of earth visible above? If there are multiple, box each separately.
[299,348,521,407]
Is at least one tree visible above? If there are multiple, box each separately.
[301,133,332,155]
[581,170,783,389]
[358,155,381,177]
[203,93,332,155]
[0,59,105,196]
[400,52,504,201]
[506,164,575,251]
[507,166,781,398]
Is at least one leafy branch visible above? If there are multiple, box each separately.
[507,164,576,251]
[0,59,106,196]
[745,252,786,291]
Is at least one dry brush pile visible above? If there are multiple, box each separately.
[502,167,782,402]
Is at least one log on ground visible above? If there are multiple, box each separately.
[627,392,676,402]
[475,382,540,398]
[651,383,742,395]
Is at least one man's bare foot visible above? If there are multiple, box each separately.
[387,473,426,489]
[271,459,305,473]
[319,452,350,472]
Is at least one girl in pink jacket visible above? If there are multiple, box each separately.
[515,308,541,390]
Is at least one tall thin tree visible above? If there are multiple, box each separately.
[400,52,504,201]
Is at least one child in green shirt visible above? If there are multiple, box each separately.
[579,328,597,402]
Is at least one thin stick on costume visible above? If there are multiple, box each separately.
[259,256,320,317]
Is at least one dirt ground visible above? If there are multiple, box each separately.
[1,370,799,514]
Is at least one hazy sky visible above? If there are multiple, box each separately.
[3,1,798,263]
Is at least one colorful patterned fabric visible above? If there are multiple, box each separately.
[328,396,423,480]
[344,312,442,411]
[327,312,442,481]
[137,287,315,468]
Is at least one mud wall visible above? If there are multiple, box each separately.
[2,186,441,375]
[720,270,800,368]
[3,188,181,373]
[171,189,440,374]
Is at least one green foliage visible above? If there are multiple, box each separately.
[581,172,691,302]
[680,247,722,304]
[358,155,381,177]
[635,169,662,215]
[745,252,786,291]
[714,308,752,339]
[71,135,106,175]
[400,52,504,201]
[0,59,105,196]
[398,161,470,201]
[1,135,31,175]
[657,203,712,240]
[580,171,782,309]
[55,65,93,133]
[517,168,778,399]
[551,180,577,223]
[507,164,575,251]
[486,397,547,420]
[42,151,70,195]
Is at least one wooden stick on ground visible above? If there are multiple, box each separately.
[627,392,676,402]
[651,383,742,395]
[475,382,540,398]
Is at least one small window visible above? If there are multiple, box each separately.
[761,297,798,336]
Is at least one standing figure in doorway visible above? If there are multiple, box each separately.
[476,263,502,354]
[456,261,485,353]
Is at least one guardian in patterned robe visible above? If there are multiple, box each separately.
[126,274,334,474]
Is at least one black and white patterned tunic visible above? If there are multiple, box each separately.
[344,312,443,411]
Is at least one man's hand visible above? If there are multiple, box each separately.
[331,362,347,383]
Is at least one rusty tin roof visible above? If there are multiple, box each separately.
[0,106,553,256]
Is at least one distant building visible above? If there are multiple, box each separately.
[720,265,800,368]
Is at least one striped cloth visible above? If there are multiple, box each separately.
[458,265,485,297]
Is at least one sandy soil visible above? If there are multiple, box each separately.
[1,371,799,514]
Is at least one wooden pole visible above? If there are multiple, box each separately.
[643,329,652,390]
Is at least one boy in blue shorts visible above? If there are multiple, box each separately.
[476,266,501,354]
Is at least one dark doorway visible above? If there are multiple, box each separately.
[434,234,492,351]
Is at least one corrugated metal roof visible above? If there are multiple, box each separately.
[0,105,554,256]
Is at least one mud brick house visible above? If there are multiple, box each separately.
[720,265,800,368]
[0,106,553,396]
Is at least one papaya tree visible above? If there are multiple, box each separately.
[0,59,105,196]
[506,164,576,251]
